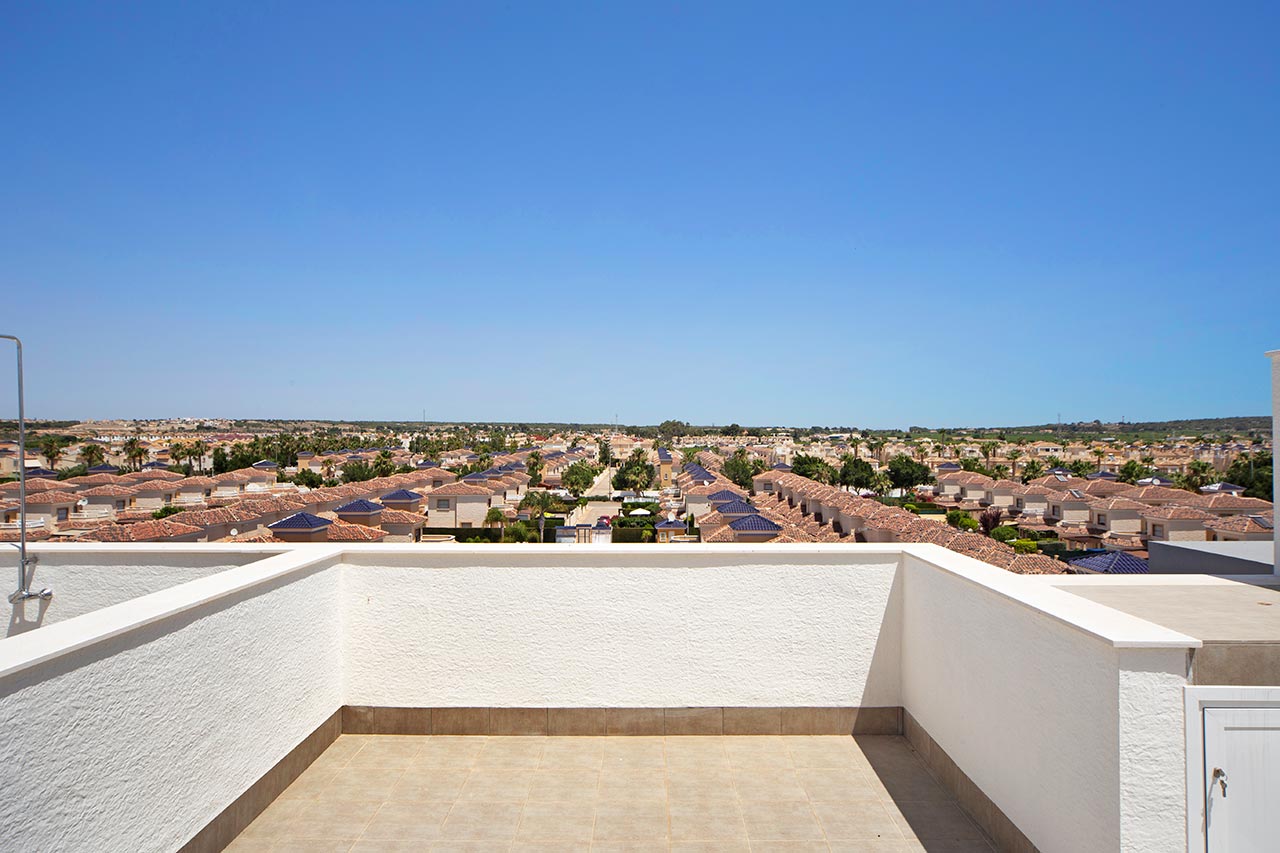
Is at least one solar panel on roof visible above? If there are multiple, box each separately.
[728,514,781,532]
[1254,516,1273,529]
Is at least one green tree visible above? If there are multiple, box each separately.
[485,506,507,533]
[612,448,655,493]
[40,435,65,471]
[723,448,765,490]
[1006,448,1022,478]
[870,470,893,496]
[657,420,690,442]
[152,505,182,519]
[720,423,743,437]
[886,454,933,494]
[1222,451,1272,500]
[1116,459,1156,485]
[372,451,396,479]
[342,460,375,483]
[212,446,230,475]
[562,461,601,497]
[597,440,613,468]
[189,440,209,474]
[1068,460,1092,477]
[519,490,559,542]
[839,455,876,490]
[122,437,147,471]
[294,469,323,489]
[1020,458,1044,482]
[526,451,544,487]
[1175,460,1214,492]
[990,525,1018,543]
[791,453,836,485]
[78,442,106,469]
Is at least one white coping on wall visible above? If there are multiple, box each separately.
[0,543,1199,685]
[0,544,343,680]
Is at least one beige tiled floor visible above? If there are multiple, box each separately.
[229,735,994,852]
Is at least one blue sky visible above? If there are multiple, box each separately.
[1,2,1277,428]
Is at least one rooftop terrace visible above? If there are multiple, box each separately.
[0,542,1275,852]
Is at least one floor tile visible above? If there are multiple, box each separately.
[592,800,669,841]
[740,800,824,841]
[516,799,596,840]
[811,799,903,840]
[438,800,524,840]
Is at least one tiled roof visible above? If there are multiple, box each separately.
[380,489,423,502]
[23,490,80,504]
[377,508,427,526]
[268,512,332,531]
[335,499,385,515]
[78,484,139,497]
[427,482,493,497]
[122,470,184,482]
[1141,505,1214,521]
[728,514,782,532]
[80,520,204,542]
[1203,512,1274,534]
[1070,551,1149,574]
[716,499,758,515]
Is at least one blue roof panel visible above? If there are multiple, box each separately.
[268,512,332,531]
[728,514,782,532]
[1069,551,1149,574]
[335,499,384,514]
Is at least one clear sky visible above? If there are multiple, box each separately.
[1,2,1277,428]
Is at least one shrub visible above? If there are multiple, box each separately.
[1012,539,1038,554]
[990,525,1018,543]
[956,515,980,531]
[152,505,182,519]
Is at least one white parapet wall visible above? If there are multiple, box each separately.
[0,543,1205,853]
[3,543,288,635]
[899,545,1197,853]
[0,547,344,853]
[340,546,904,708]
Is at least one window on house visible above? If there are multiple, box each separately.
[57,508,69,521]
[1096,513,1107,526]
[115,500,125,510]
[1152,523,1165,538]
[437,499,450,510]
[460,522,472,528]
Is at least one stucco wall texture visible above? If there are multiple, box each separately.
[0,546,1203,853]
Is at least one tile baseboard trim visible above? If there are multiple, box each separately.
[179,708,341,853]
[341,705,904,736]
[903,709,1039,853]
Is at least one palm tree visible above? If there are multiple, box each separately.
[40,436,64,471]
[169,441,187,472]
[78,442,106,469]
[848,437,863,460]
[1006,449,1022,479]
[518,490,558,543]
[122,437,147,471]
[485,507,506,538]
[867,438,887,466]
[1091,448,1106,471]
[190,440,209,474]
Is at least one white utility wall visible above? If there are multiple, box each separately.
[341,549,903,707]
[899,548,1194,853]
[0,552,342,853]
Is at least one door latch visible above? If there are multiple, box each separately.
[1212,767,1228,798]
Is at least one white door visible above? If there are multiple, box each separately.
[1204,707,1280,852]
